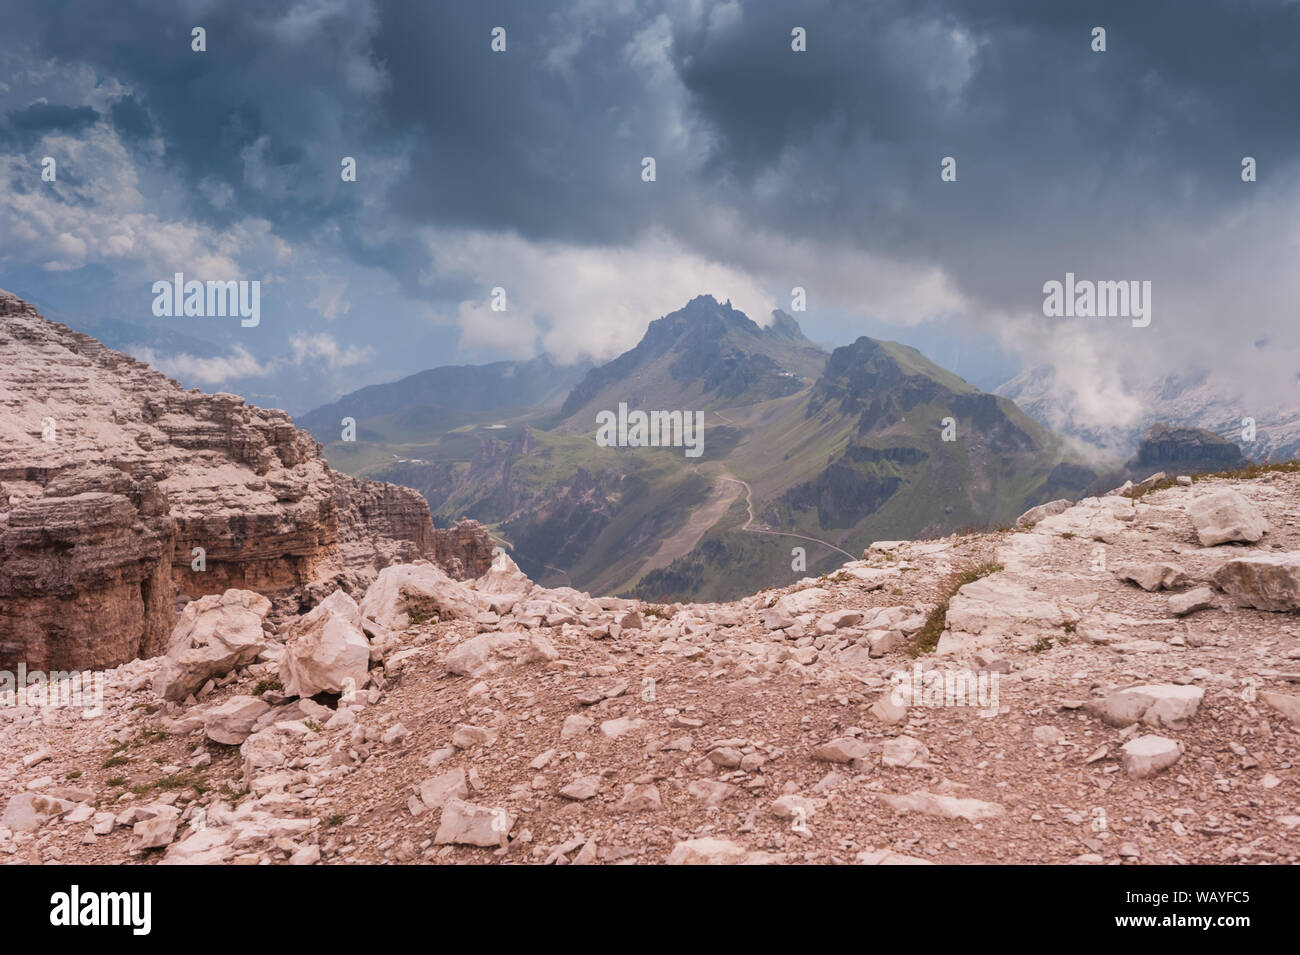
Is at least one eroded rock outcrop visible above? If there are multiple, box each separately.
[0,290,493,671]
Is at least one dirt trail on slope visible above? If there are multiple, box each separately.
[639,476,743,574]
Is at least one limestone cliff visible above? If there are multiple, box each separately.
[0,290,491,671]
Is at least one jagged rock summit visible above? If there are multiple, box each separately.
[0,290,491,671]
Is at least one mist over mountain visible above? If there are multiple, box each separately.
[998,364,1300,463]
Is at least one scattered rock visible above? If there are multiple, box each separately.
[203,695,272,745]
[1213,552,1300,612]
[1119,735,1183,778]
[1168,587,1216,616]
[1188,489,1268,546]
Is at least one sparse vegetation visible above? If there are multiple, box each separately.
[908,561,1004,656]
[1204,459,1300,481]
[253,678,282,696]
[406,605,436,625]
[102,754,129,769]
[1030,637,1053,653]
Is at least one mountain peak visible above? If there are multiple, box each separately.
[558,297,827,421]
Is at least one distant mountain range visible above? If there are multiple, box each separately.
[301,296,1103,600]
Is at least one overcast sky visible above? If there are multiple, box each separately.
[2,0,1298,419]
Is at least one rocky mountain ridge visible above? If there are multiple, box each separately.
[2,463,1297,865]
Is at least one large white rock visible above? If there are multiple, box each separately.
[203,695,271,745]
[878,790,1005,822]
[418,768,469,810]
[773,587,831,617]
[434,798,514,846]
[1016,499,1071,528]
[666,838,781,865]
[1188,489,1268,546]
[279,591,370,698]
[359,562,478,629]
[1086,684,1204,730]
[160,827,234,865]
[442,632,525,678]
[1,792,76,832]
[131,804,181,851]
[153,589,271,701]
[474,551,533,596]
[1213,551,1300,612]
[1259,690,1300,727]
[1120,734,1183,778]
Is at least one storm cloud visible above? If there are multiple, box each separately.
[1,0,1297,423]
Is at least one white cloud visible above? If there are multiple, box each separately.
[288,331,374,369]
[426,228,777,363]
[133,344,273,385]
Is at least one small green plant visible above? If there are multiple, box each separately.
[1030,637,1053,653]
[103,755,129,769]
[253,678,282,696]
[106,776,128,787]
[325,813,347,828]
[65,771,82,780]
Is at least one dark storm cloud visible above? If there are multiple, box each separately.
[662,0,1300,300]
[7,102,99,133]
[108,95,155,142]
[5,0,1300,316]
[0,103,99,148]
[368,0,670,245]
[2,0,378,235]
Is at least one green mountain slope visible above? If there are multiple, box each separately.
[303,296,1102,599]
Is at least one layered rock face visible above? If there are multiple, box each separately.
[0,290,491,671]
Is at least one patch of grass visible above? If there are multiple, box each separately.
[106,776,128,787]
[1030,637,1054,653]
[908,561,1004,657]
[130,770,209,797]
[132,729,169,747]
[220,783,250,802]
[324,813,347,828]
[406,606,436,626]
[65,771,82,780]
[642,604,670,619]
[1207,459,1300,481]
[253,678,282,696]
[102,755,130,769]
